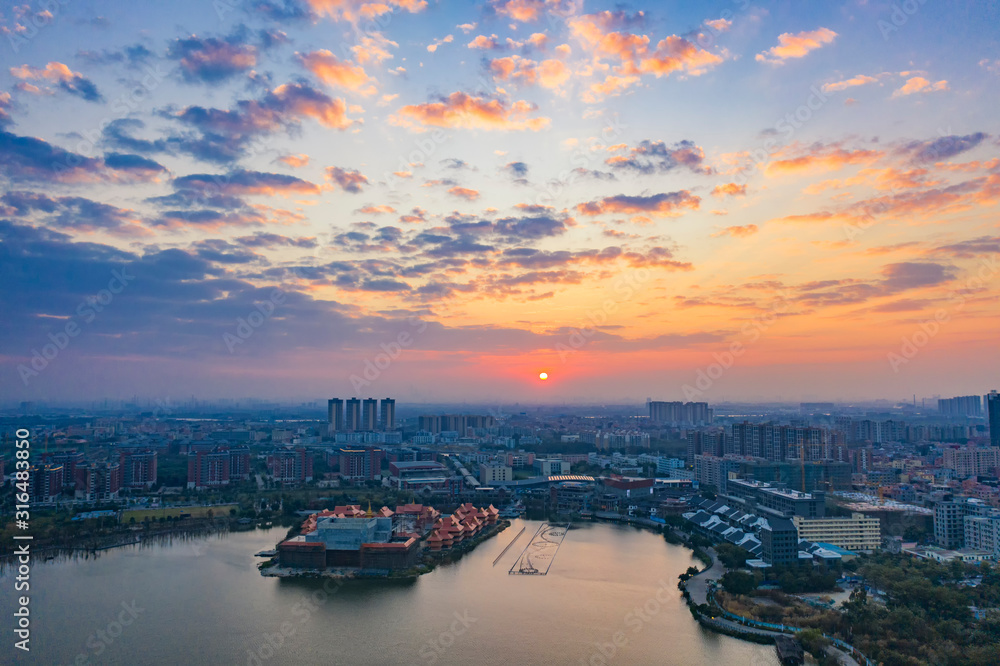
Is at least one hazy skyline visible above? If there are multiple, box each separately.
[2,1,999,404]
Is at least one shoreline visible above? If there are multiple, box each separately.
[581,514,779,648]
[259,519,512,581]
[0,519,254,562]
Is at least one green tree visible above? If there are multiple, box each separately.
[720,570,757,596]
[797,629,830,661]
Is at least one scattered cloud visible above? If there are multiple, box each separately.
[604,140,711,175]
[755,28,837,64]
[9,61,103,101]
[713,224,758,238]
[447,186,480,201]
[892,76,948,97]
[325,166,369,193]
[427,34,453,52]
[711,183,747,198]
[391,92,550,131]
[299,50,376,94]
[575,191,700,218]
[821,74,879,93]
[278,154,311,168]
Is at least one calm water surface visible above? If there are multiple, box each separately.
[6,520,779,665]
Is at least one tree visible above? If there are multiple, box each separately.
[715,543,749,569]
[720,570,757,596]
[798,629,830,661]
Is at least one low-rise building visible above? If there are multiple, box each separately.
[534,459,569,476]
[550,481,594,514]
[725,478,825,518]
[278,505,422,570]
[479,463,512,484]
[389,460,455,494]
[791,513,881,553]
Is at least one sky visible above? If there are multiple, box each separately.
[1,0,999,405]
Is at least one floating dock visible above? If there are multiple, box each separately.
[508,523,569,575]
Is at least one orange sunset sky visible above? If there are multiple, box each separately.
[2,0,998,403]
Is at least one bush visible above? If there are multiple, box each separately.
[715,543,750,569]
[797,628,830,660]
[721,570,757,596]
[769,565,839,593]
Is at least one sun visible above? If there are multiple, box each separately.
[538,372,548,380]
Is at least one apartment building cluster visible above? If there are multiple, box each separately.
[416,413,496,435]
[580,429,651,450]
[333,446,385,481]
[327,397,396,433]
[266,447,314,485]
[27,448,158,504]
[933,494,1000,559]
[938,395,985,418]
[693,454,852,493]
[942,445,1000,478]
[647,401,713,425]
[186,444,251,489]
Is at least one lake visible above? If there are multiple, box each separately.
[6,520,779,665]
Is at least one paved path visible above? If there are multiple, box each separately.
[703,615,784,637]
[686,547,722,605]
[703,616,860,665]
[681,537,864,666]
[828,646,861,666]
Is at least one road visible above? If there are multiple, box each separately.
[686,547,722,606]
[701,616,860,665]
[684,543,861,666]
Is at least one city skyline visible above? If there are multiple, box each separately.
[2,1,999,404]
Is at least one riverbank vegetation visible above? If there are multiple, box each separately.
[842,553,1000,665]
[716,553,1000,665]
